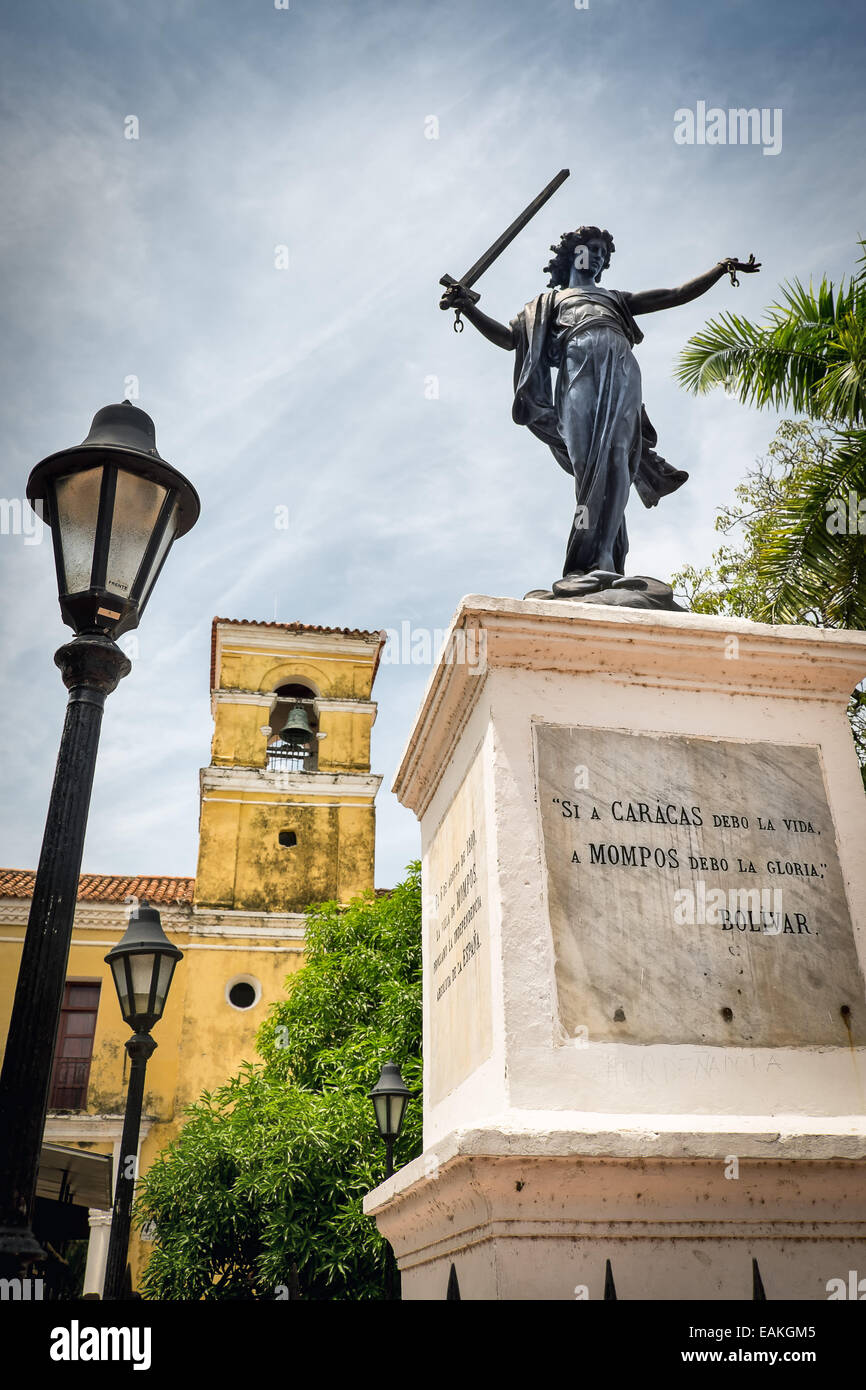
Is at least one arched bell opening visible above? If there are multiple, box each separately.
[264,681,320,772]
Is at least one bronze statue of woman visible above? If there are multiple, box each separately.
[446,229,759,600]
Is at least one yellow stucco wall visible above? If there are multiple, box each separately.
[217,648,376,701]
[196,790,376,912]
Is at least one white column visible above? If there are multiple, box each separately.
[83,1208,112,1297]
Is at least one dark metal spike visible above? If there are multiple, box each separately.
[752,1257,767,1300]
[604,1258,617,1300]
[446,1263,461,1301]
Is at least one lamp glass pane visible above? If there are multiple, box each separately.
[373,1093,391,1138]
[392,1094,407,1136]
[128,952,158,1019]
[54,467,103,593]
[104,469,167,600]
[136,498,179,607]
[110,955,131,1018]
[153,954,176,1017]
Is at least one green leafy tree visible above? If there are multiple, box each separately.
[136,863,422,1300]
[673,420,866,780]
[676,242,866,624]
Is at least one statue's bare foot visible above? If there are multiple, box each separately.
[552,569,621,598]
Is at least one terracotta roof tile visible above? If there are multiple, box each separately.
[0,870,195,905]
[210,617,386,691]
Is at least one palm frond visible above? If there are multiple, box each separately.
[676,248,866,427]
[753,429,866,626]
[676,312,842,416]
[814,315,866,421]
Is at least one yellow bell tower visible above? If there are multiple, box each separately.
[195,618,384,912]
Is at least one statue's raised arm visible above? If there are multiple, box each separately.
[626,255,761,316]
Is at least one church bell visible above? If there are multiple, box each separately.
[280,705,315,753]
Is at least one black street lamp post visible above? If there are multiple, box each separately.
[369,1061,411,1300]
[0,403,199,1272]
[370,1062,411,1179]
[102,904,183,1300]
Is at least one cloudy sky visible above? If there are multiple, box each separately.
[0,0,863,889]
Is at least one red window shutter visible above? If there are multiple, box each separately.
[49,982,101,1110]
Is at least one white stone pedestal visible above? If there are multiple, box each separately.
[364,596,866,1300]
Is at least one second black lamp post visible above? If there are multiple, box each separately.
[370,1062,411,1301]
[370,1063,411,1179]
[102,902,183,1301]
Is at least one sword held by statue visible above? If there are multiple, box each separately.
[439,168,570,331]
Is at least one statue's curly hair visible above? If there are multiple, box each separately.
[543,226,615,287]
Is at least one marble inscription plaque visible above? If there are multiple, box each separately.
[427,752,492,1103]
[535,725,864,1047]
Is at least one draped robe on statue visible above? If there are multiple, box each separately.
[510,287,688,576]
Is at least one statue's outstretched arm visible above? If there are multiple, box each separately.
[626,257,760,315]
[443,286,516,350]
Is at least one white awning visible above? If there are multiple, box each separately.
[37,1143,113,1209]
